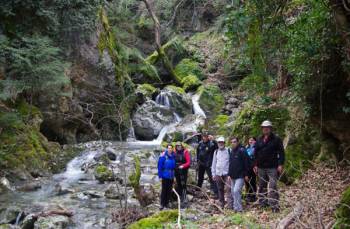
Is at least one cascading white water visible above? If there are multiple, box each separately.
[155,91,171,107]
[192,93,206,118]
[53,150,99,187]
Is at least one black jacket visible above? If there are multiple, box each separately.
[197,140,217,167]
[228,144,248,179]
[254,133,285,169]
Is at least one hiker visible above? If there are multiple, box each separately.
[209,134,218,149]
[158,144,176,210]
[174,142,191,206]
[211,136,231,208]
[228,137,248,212]
[196,131,218,197]
[245,137,257,203]
[254,120,285,212]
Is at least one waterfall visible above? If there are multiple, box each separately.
[155,91,171,107]
[127,119,136,141]
[192,93,206,118]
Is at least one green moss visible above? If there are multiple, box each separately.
[136,84,159,98]
[231,101,290,142]
[209,114,230,136]
[229,213,261,228]
[129,156,141,189]
[94,165,113,183]
[334,186,350,228]
[181,74,202,92]
[165,85,185,95]
[128,210,178,229]
[174,59,204,81]
[146,37,186,65]
[197,84,224,118]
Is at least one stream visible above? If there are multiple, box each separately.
[0,91,206,228]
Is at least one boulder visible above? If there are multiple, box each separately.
[158,86,192,116]
[21,214,36,229]
[197,84,224,118]
[105,147,117,161]
[16,182,41,192]
[0,206,22,224]
[165,114,205,142]
[0,177,13,193]
[94,165,113,183]
[104,184,125,200]
[132,100,175,140]
[34,215,70,229]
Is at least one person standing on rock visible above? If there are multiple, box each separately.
[158,144,176,210]
[253,120,285,212]
[196,131,218,197]
[211,137,231,208]
[174,142,191,206]
[245,137,257,203]
[228,137,249,212]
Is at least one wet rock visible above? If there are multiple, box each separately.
[0,177,14,192]
[16,182,41,192]
[21,214,36,229]
[105,147,117,161]
[53,184,74,196]
[132,100,175,140]
[165,114,205,142]
[0,206,22,224]
[140,174,158,185]
[94,165,114,183]
[83,190,104,198]
[157,86,192,116]
[34,215,70,229]
[104,184,125,200]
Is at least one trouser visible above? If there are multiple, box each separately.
[160,178,173,207]
[245,168,257,201]
[215,175,232,207]
[258,168,279,209]
[197,164,218,194]
[175,169,188,202]
[231,178,244,211]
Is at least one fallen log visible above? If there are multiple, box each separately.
[276,202,303,229]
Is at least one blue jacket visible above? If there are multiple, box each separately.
[158,151,176,179]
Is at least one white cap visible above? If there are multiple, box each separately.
[261,120,273,127]
[217,136,225,142]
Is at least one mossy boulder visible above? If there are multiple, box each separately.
[135,84,159,104]
[0,103,60,178]
[94,165,113,183]
[174,58,204,81]
[231,101,290,142]
[197,84,224,118]
[181,74,202,92]
[128,210,178,229]
[334,186,350,228]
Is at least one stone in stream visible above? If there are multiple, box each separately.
[104,184,125,200]
[105,147,117,161]
[83,190,104,198]
[16,182,41,192]
[21,214,36,229]
[34,215,70,229]
[0,177,14,192]
[0,206,23,224]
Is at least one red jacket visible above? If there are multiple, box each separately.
[174,149,191,169]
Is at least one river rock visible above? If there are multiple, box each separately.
[165,114,205,142]
[105,147,117,161]
[0,206,22,224]
[0,177,13,192]
[104,184,125,200]
[83,190,104,198]
[21,214,36,229]
[34,215,70,229]
[132,100,175,140]
[16,182,41,192]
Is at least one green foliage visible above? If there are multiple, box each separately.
[335,186,350,228]
[128,210,178,229]
[208,114,230,136]
[0,35,70,101]
[129,156,141,189]
[181,74,202,92]
[136,84,159,98]
[231,102,290,142]
[174,59,204,81]
[165,85,186,95]
[197,84,225,118]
